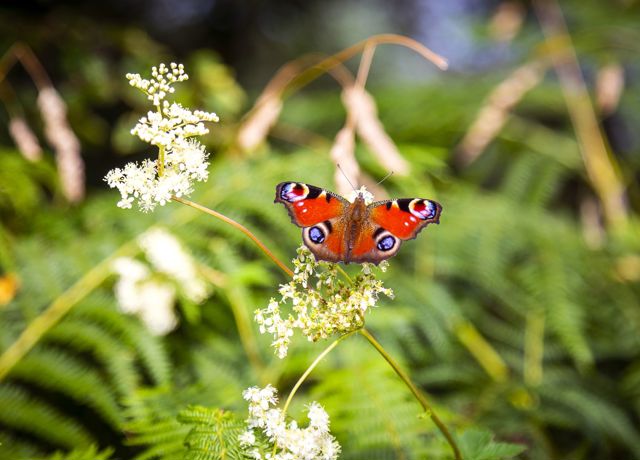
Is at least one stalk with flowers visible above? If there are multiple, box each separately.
[100,57,470,460]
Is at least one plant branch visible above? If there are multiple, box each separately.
[171,196,294,278]
[359,327,462,460]
[281,331,356,416]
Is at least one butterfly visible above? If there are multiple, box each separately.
[275,182,442,265]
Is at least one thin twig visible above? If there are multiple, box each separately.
[359,328,462,460]
[171,196,294,277]
[282,331,357,417]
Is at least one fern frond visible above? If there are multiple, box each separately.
[0,383,93,449]
[48,445,114,460]
[178,406,247,460]
[9,348,122,428]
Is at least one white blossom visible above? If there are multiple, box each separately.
[105,63,218,212]
[255,246,392,358]
[346,186,374,205]
[111,227,210,335]
[112,257,177,335]
[239,385,340,460]
[138,228,209,302]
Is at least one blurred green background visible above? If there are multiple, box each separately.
[1,0,640,459]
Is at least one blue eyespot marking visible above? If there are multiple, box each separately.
[377,235,395,251]
[309,226,325,244]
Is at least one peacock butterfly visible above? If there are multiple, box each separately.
[275,182,442,265]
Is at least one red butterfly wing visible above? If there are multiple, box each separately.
[370,198,442,240]
[275,182,349,263]
[275,182,347,227]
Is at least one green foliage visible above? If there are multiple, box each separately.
[2,2,640,459]
[48,446,114,460]
[178,406,247,460]
[457,429,525,460]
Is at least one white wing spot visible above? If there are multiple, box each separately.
[302,209,308,213]
[409,216,417,222]
[404,222,409,227]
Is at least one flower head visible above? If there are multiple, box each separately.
[255,246,393,358]
[105,63,218,212]
[346,185,374,205]
[111,227,210,334]
[239,385,340,460]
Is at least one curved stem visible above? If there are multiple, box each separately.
[0,242,137,381]
[282,330,356,417]
[284,34,447,99]
[171,196,294,278]
[359,328,462,460]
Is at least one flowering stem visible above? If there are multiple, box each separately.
[171,196,294,278]
[157,144,165,177]
[359,327,462,460]
[282,330,357,417]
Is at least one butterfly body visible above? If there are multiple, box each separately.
[275,182,442,265]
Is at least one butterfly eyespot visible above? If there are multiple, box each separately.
[281,183,309,202]
[377,235,396,251]
[409,199,436,220]
[309,226,325,244]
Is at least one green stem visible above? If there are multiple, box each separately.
[157,144,165,177]
[271,330,356,457]
[0,242,137,381]
[282,330,356,416]
[171,196,294,278]
[359,327,462,460]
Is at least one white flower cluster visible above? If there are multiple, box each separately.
[126,62,188,106]
[112,228,209,335]
[346,186,374,205]
[240,385,340,460]
[105,63,218,212]
[255,246,393,358]
[131,101,219,148]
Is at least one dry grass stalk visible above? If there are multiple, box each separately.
[37,86,84,203]
[237,55,354,153]
[456,60,546,166]
[596,63,624,116]
[330,127,359,196]
[8,116,42,161]
[533,0,627,228]
[342,86,410,175]
[237,94,283,151]
[489,1,525,42]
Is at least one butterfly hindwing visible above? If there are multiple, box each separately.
[275,182,349,262]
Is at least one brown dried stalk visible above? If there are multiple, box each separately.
[533,0,627,229]
[37,87,85,203]
[456,60,547,166]
[0,43,85,202]
[8,117,43,162]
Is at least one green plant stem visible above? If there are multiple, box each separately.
[0,242,136,382]
[271,330,356,457]
[359,327,462,460]
[282,330,356,417]
[171,196,294,278]
[157,144,165,177]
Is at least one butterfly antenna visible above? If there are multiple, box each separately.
[336,163,357,192]
[376,171,394,186]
